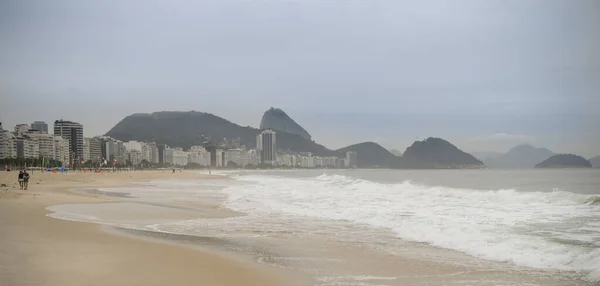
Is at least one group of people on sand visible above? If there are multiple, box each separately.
[18,170,30,190]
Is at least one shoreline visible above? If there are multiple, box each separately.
[1,170,595,286]
[0,170,306,286]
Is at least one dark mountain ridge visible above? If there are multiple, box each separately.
[535,154,592,168]
[396,137,484,169]
[107,111,488,169]
[260,107,312,140]
[106,111,334,156]
[335,142,398,168]
[485,144,554,169]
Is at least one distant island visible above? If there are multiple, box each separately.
[484,144,554,169]
[534,154,592,168]
[395,137,485,169]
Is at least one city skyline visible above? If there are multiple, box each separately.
[0,110,599,160]
[2,0,599,157]
[0,121,357,169]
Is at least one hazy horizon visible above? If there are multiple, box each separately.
[2,0,599,157]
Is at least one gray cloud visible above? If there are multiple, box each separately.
[1,0,599,157]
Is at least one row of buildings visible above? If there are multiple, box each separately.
[0,121,358,169]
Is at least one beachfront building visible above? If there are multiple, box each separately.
[53,136,70,164]
[0,123,17,159]
[345,151,358,168]
[14,124,30,136]
[188,147,211,166]
[87,137,103,162]
[99,136,128,164]
[15,136,39,159]
[224,148,254,167]
[27,130,55,158]
[163,147,188,166]
[215,149,225,167]
[140,142,159,164]
[257,130,276,165]
[128,150,143,166]
[30,121,48,133]
[54,120,84,163]
[123,141,142,152]
[83,137,91,162]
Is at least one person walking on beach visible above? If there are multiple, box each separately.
[18,170,24,190]
[22,170,30,190]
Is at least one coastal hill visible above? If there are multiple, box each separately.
[534,154,592,168]
[105,111,335,156]
[485,144,554,169]
[590,156,600,168]
[260,107,312,140]
[396,137,484,169]
[106,111,493,169]
[336,142,398,168]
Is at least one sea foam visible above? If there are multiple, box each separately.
[222,173,600,281]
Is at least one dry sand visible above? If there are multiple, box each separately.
[0,170,299,286]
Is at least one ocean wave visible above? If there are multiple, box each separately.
[224,173,600,281]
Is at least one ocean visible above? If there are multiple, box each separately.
[47,169,600,285]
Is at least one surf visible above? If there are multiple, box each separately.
[223,173,600,281]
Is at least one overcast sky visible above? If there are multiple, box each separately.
[1,0,599,157]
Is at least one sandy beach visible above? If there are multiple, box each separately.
[1,169,595,286]
[0,170,301,286]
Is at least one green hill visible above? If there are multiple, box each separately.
[336,142,398,168]
[534,154,592,168]
[396,137,485,169]
[105,111,335,156]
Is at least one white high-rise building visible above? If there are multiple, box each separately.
[27,130,55,159]
[216,149,224,167]
[83,137,91,162]
[89,137,103,162]
[345,151,358,168]
[164,148,174,165]
[53,136,70,164]
[14,124,30,136]
[128,150,143,166]
[224,148,253,167]
[16,136,39,159]
[123,141,142,151]
[141,142,159,163]
[0,124,16,159]
[172,148,189,166]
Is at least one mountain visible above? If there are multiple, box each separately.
[590,156,600,168]
[390,149,403,156]
[259,107,311,140]
[485,144,554,169]
[471,151,503,162]
[105,111,334,156]
[396,137,484,169]
[336,142,398,168]
[534,154,592,168]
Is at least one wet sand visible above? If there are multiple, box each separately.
[0,170,304,286]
